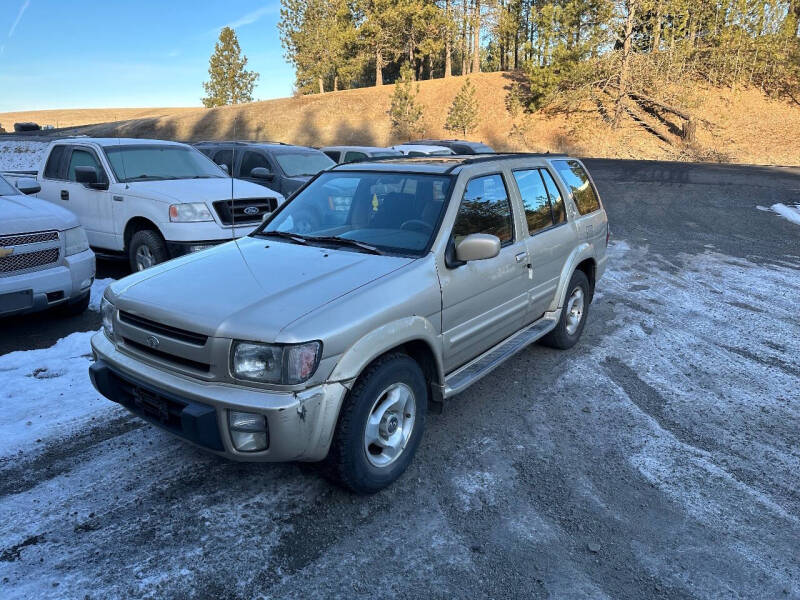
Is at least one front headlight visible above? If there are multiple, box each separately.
[63,226,89,256]
[169,203,214,222]
[231,340,321,384]
[100,297,115,340]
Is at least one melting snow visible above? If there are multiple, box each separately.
[770,203,800,226]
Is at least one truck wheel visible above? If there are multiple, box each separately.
[325,353,427,494]
[129,229,168,272]
[541,269,590,350]
[57,291,90,316]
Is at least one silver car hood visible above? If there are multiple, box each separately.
[0,194,79,235]
[110,236,414,341]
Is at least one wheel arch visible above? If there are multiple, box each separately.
[123,216,163,251]
[550,243,597,311]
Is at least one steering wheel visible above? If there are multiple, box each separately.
[400,219,434,234]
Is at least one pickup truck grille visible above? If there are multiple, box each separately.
[0,247,60,274]
[213,198,277,225]
[0,231,59,246]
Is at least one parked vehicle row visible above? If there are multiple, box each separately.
[89,152,609,493]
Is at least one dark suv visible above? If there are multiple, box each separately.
[410,139,495,154]
[194,141,336,197]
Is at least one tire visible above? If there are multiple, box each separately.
[540,269,590,350]
[128,229,169,272]
[325,353,428,494]
[56,291,90,316]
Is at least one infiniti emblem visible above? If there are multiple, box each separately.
[243,206,259,216]
[146,335,160,349]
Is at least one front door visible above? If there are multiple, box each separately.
[63,146,113,248]
[440,173,531,373]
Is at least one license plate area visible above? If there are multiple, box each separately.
[133,387,170,423]
[0,289,34,314]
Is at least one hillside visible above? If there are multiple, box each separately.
[0,107,198,131]
[2,72,799,165]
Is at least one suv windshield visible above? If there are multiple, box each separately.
[258,171,453,255]
[274,152,335,177]
[103,144,226,182]
[0,175,18,196]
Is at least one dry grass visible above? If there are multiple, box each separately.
[2,72,798,165]
[0,107,198,131]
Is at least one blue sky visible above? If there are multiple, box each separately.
[0,0,294,111]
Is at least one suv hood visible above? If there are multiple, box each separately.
[110,236,414,341]
[0,193,78,235]
[123,178,283,203]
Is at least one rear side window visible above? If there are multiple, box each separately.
[513,169,553,234]
[453,174,513,244]
[323,150,340,162]
[44,145,66,179]
[344,151,367,163]
[541,169,566,224]
[67,149,105,182]
[552,160,600,215]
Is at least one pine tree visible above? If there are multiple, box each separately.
[389,65,425,139]
[444,78,479,136]
[202,27,259,107]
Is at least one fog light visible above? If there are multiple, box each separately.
[228,410,268,452]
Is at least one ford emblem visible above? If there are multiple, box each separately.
[146,335,160,349]
[243,206,259,216]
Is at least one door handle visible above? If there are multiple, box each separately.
[60,190,69,200]
[515,252,527,263]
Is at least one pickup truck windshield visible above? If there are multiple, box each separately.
[259,171,453,255]
[274,152,335,178]
[103,144,226,182]
[0,175,18,196]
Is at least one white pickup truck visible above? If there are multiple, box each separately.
[4,138,285,271]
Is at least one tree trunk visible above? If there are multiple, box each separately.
[428,53,434,79]
[681,119,697,144]
[652,0,662,52]
[613,0,637,128]
[333,74,339,92]
[445,0,452,77]
[472,0,481,74]
[318,76,324,94]
[375,48,383,86]
[461,6,468,75]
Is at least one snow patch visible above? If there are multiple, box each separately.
[89,278,114,311]
[0,140,48,172]
[770,203,800,226]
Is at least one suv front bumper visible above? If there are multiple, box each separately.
[89,332,348,462]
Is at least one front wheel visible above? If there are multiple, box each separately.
[325,353,428,494]
[128,229,168,272]
[540,269,590,350]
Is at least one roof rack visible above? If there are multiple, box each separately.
[443,152,568,173]
[193,140,289,146]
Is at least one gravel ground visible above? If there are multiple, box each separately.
[0,159,798,599]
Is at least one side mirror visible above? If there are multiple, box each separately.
[74,166,109,190]
[218,163,229,174]
[250,167,274,181]
[16,177,41,195]
[455,233,501,262]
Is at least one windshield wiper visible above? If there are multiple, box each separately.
[307,235,384,255]
[256,231,309,245]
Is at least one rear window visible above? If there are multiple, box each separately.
[44,145,66,179]
[552,160,600,215]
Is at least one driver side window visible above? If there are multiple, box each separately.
[68,149,106,183]
[452,174,513,244]
[241,151,271,177]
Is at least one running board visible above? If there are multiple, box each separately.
[443,315,559,398]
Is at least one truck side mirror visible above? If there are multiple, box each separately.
[74,166,109,190]
[250,167,274,181]
[455,233,501,262]
[16,177,41,195]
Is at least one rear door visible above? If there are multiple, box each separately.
[62,146,113,248]
[550,159,606,248]
[511,167,579,320]
[36,144,69,208]
[439,173,531,372]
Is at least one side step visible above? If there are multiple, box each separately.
[443,315,559,398]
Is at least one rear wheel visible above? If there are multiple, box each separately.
[128,229,168,272]
[540,269,590,350]
[325,353,427,494]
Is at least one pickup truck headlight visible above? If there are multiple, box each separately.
[100,297,115,339]
[63,226,89,256]
[169,203,214,222]
[231,341,321,384]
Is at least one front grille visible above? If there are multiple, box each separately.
[213,198,277,225]
[122,338,211,373]
[0,248,59,274]
[0,230,58,246]
[119,311,208,346]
